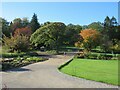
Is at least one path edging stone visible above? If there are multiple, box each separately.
[58,56,74,70]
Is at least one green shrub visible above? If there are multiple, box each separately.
[23,55,30,60]
[117,54,120,60]
[76,54,84,58]
[2,52,25,58]
[87,53,98,59]
[76,53,116,60]
[97,54,105,60]
[1,51,40,58]
[26,57,43,62]
[3,35,30,52]
[16,56,25,63]
[16,56,21,60]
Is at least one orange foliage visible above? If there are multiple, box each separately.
[80,28,100,42]
[75,28,101,51]
[14,27,32,37]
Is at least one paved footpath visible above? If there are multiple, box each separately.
[1,55,118,88]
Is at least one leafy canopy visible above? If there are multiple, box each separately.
[75,29,101,52]
[30,22,66,53]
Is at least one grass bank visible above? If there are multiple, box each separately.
[59,58,119,86]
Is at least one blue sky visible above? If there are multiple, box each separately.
[2,2,118,25]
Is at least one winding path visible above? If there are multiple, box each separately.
[1,54,118,88]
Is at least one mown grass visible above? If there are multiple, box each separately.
[59,58,119,86]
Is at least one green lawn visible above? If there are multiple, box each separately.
[59,59,119,86]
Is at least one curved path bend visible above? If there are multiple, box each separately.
[1,55,118,88]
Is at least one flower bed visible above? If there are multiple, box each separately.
[1,56,48,71]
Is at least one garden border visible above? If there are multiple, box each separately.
[58,56,74,70]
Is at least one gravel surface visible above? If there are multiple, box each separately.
[1,55,118,88]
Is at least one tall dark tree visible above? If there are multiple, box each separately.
[104,16,111,27]
[103,16,111,36]
[110,16,117,26]
[64,24,82,45]
[117,25,120,40]
[30,13,40,32]
[0,17,11,37]
[108,17,118,41]
[101,16,119,54]
[103,16,117,40]
[0,18,2,39]
[100,16,112,53]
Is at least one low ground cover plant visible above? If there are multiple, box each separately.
[1,56,48,71]
[1,51,40,58]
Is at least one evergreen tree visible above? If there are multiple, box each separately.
[104,16,111,27]
[30,13,40,32]
[110,16,117,26]
[101,16,118,54]
[0,18,11,37]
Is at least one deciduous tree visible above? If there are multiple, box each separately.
[30,22,66,53]
[14,27,32,37]
[3,35,30,52]
[75,29,101,52]
[88,22,103,32]
[64,24,82,45]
